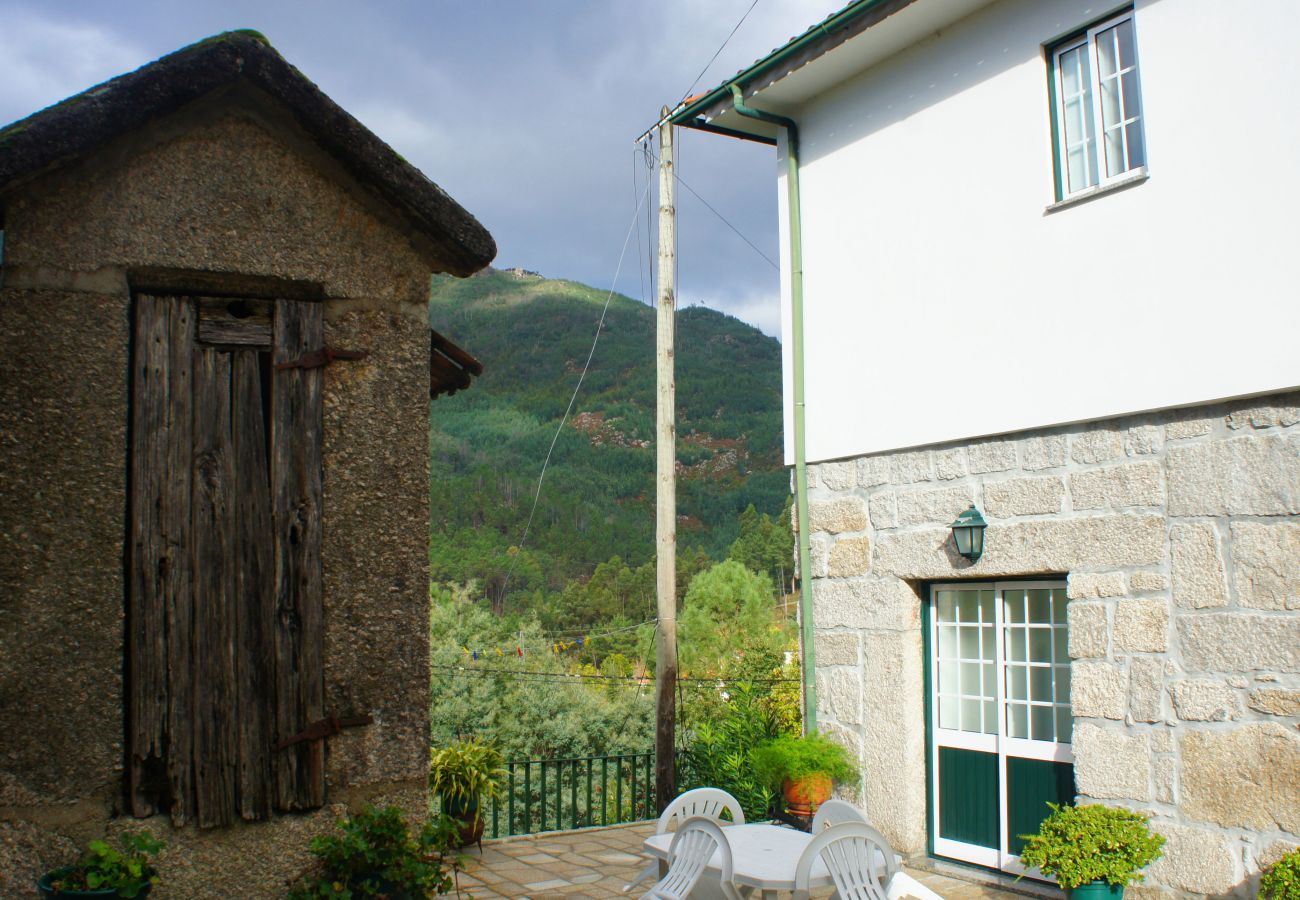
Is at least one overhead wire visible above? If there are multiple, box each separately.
[431,664,798,684]
[676,0,763,109]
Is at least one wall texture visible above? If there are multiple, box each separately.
[0,107,440,896]
[808,391,1300,898]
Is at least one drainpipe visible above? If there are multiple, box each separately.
[729,85,817,734]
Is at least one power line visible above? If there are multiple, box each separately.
[677,0,763,108]
[431,664,797,684]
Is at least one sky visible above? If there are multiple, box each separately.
[0,1,835,337]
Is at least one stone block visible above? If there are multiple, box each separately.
[1226,397,1300,430]
[869,493,897,530]
[1150,728,1173,753]
[1067,571,1127,600]
[1147,823,1240,895]
[1072,660,1127,719]
[815,631,859,667]
[809,497,868,534]
[1129,657,1166,723]
[1180,724,1300,833]
[859,629,927,854]
[1167,434,1300,516]
[1020,434,1067,470]
[1170,522,1228,609]
[1071,428,1124,464]
[1249,688,1300,717]
[1169,680,1240,721]
[967,439,1018,474]
[1128,571,1169,593]
[1114,598,1169,652]
[814,577,918,630]
[983,476,1064,517]
[1126,424,1164,456]
[1154,755,1176,804]
[1068,601,1109,658]
[1074,724,1151,799]
[820,668,862,725]
[1165,413,1216,440]
[935,448,967,481]
[857,455,891,488]
[809,533,829,578]
[827,536,872,577]
[1069,462,1163,510]
[1177,613,1300,673]
[895,486,975,528]
[819,461,856,491]
[1230,522,1300,610]
[1259,840,1300,871]
[892,450,933,484]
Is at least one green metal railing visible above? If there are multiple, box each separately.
[469,751,660,839]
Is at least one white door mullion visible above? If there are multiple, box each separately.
[994,584,1009,868]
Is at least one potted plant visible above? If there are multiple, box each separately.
[1261,847,1300,900]
[752,731,858,818]
[1017,803,1165,899]
[428,738,506,847]
[287,805,462,899]
[37,831,163,899]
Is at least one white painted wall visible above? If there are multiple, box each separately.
[776,0,1300,464]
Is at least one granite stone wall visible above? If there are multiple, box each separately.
[807,391,1300,897]
[0,106,441,897]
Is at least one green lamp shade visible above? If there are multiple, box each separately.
[951,505,987,560]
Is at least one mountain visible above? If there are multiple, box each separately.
[427,267,787,610]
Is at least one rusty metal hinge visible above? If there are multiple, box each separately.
[274,348,368,371]
[275,714,373,750]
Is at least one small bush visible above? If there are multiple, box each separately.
[751,731,858,790]
[47,831,163,898]
[1017,803,1164,889]
[1261,848,1300,900]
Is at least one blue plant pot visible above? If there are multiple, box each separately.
[37,867,153,899]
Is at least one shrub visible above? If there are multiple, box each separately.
[1261,848,1300,900]
[287,806,461,899]
[46,831,163,898]
[678,682,784,820]
[1017,804,1165,889]
[751,731,858,790]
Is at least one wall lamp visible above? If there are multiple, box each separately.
[951,505,987,561]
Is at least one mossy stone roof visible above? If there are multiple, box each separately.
[0,30,495,276]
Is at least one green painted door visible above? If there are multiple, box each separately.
[929,583,1074,876]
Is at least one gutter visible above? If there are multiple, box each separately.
[727,85,817,735]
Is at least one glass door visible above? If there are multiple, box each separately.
[928,582,1075,875]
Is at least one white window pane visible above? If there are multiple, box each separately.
[938,625,958,658]
[1008,703,1029,739]
[957,591,980,623]
[1116,19,1136,69]
[1008,628,1027,662]
[1104,128,1125,178]
[1008,665,1028,701]
[940,661,958,694]
[1051,590,1069,624]
[962,698,983,732]
[1030,627,1052,662]
[1005,591,1026,624]
[1031,666,1053,702]
[1101,78,1121,130]
[961,662,981,694]
[1056,707,1074,744]
[984,701,998,735]
[981,627,996,661]
[960,626,980,659]
[1055,666,1072,705]
[1054,626,1069,661]
[1097,26,1119,78]
[1060,45,1084,94]
[940,695,959,730]
[938,592,956,623]
[1028,590,1052,623]
[1126,121,1146,168]
[1032,705,1055,741]
[983,663,997,697]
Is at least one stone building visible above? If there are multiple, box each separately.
[0,32,494,896]
[664,0,1299,895]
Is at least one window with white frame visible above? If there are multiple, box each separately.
[1050,10,1146,199]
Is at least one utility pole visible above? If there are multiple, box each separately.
[654,106,678,813]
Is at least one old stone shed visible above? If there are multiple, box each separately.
[0,32,494,896]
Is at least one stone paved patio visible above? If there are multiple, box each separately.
[452,822,1057,900]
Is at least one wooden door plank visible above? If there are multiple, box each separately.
[271,299,325,811]
[197,298,274,347]
[191,348,239,827]
[127,295,195,819]
[231,350,274,821]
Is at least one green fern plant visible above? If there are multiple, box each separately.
[1018,804,1165,889]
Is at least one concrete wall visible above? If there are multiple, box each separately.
[808,391,1299,898]
[0,107,439,897]
[774,0,1300,464]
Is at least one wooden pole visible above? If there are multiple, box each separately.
[654,107,678,814]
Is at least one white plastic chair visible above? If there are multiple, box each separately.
[638,816,745,900]
[811,798,869,832]
[625,788,746,891]
[793,821,901,900]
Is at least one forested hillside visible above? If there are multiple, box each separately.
[427,267,788,619]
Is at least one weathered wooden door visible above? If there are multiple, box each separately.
[127,293,324,827]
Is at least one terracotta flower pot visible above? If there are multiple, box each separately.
[782,773,832,818]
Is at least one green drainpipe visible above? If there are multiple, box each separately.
[729,85,816,734]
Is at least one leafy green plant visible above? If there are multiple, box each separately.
[1261,848,1300,900]
[46,831,163,898]
[751,731,858,790]
[429,738,506,810]
[287,806,462,899]
[1017,804,1165,889]
[678,682,787,820]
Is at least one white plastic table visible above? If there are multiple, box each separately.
[641,822,941,899]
